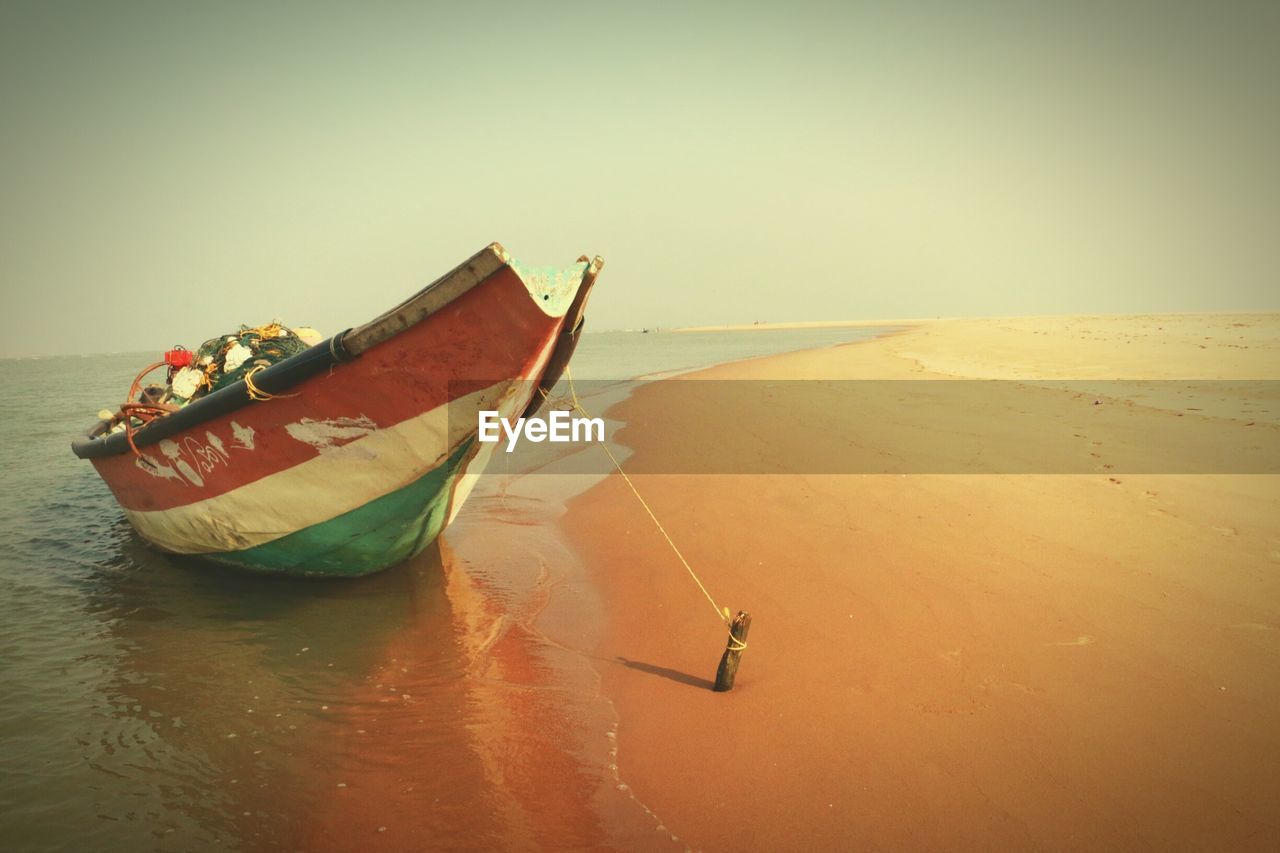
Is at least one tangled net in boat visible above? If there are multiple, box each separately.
[100,323,321,442]
[169,323,314,404]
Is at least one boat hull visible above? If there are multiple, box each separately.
[204,441,473,577]
[78,245,600,576]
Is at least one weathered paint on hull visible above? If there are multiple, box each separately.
[206,441,473,577]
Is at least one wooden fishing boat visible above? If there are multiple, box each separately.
[72,243,602,576]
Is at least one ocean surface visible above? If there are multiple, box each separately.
[0,326,889,850]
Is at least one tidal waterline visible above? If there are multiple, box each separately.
[0,326,891,849]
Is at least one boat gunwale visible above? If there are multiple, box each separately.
[70,243,511,461]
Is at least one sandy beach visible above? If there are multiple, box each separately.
[10,3,1280,848]
[559,314,1280,850]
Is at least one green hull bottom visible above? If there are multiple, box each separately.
[205,442,473,577]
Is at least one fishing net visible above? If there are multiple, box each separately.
[96,323,320,438]
[170,323,313,404]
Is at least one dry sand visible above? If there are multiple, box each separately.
[675,319,940,333]
[561,313,1280,850]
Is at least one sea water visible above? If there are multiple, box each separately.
[0,326,890,849]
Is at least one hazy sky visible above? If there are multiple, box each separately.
[2,1,1277,357]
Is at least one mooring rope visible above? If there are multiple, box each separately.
[553,367,745,649]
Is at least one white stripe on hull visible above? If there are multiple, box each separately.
[126,382,517,554]
[446,332,561,527]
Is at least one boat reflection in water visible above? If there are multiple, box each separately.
[80,475,662,850]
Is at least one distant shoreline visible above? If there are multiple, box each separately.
[673,318,934,332]
[673,311,1279,334]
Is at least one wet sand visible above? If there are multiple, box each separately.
[561,314,1280,850]
[299,479,672,851]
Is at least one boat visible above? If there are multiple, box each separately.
[71,243,603,576]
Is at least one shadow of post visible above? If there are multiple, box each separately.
[615,656,714,690]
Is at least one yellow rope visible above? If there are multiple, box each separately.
[244,365,299,401]
[558,368,745,648]
[245,322,288,339]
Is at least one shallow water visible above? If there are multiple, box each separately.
[0,327,888,850]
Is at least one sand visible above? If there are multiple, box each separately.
[560,313,1280,850]
[675,319,940,333]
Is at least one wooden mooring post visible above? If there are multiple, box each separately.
[713,610,752,692]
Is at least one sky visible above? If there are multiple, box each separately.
[1,1,1277,357]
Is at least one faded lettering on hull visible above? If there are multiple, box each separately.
[137,426,246,486]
